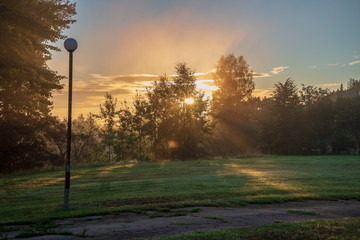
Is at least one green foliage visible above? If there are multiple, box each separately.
[264,78,307,154]
[211,54,257,154]
[89,60,360,159]
[272,78,300,108]
[43,114,102,164]
[256,78,360,155]
[107,63,213,161]
[143,63,213,159]
[212,54,254,108]
[332,97,360,154]
[190,208,202,213]
[116,96,151,161]
[300,84,329,108]
[71,114,102,163]
[0,0,76,172]
[93,93,119,162]
[307,98,334,154]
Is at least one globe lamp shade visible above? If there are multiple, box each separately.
[64,38,78,52]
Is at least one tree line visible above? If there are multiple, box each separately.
[1,0,360,172]
[90,57,360,163]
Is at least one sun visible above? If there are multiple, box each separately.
[184,98,194,105]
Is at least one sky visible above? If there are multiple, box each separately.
[48,0,360,118]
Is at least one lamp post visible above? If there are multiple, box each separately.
[64,38,77,210]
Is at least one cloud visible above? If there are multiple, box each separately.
[89,73,159,83]
[53,64,289,117]
[349,60,360,66]
[253,88,273,98]
[253,72,271,78]
[195,65,288,80]
[52,73,146,117]
[270,66,289,75]
[253,66,289,78]
[53,70,221,117]
[308,66,317,69]
[328,63,338,66]
[354,56,360,59]
[195,80,217,90]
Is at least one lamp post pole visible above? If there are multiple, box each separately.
[64,38,77,210]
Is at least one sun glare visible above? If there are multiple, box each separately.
[184,98,194,104]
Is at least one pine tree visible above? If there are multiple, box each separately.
[0,0,76,171]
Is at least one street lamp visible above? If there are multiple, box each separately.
[64,38,77,210]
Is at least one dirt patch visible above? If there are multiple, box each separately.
[5,199,360,240]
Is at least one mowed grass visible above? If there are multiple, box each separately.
[153,218,360,240]
[1,155,360,224]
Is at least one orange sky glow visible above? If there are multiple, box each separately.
[48,1,360,118]
[51,69,283,118]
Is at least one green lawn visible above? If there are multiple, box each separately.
[1,155,360,224]
[153,218,360,240]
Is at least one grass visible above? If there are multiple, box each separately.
[149,210,188,218]
[190,208,202,213]
[287,209,320,216]
[0,226,20,232]
[152,218,360,240]
[203,216,228,223]
[170,210,188,217]
[1,155,360,225]
[10,219,75,239]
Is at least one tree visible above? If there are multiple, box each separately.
[130,93,152,160]
[141,75,177,159]
[0,0,76,172]
[211,54,256,154]
[299,84,329,108]
[114,98,149,161]
[44,114,101,164]
[304,97,333,154]
[299,85,331,153]
[268,78,306,154]
[212,54,254,113]
[94,93,118,162]
[272,78,300,109]
[140,63,212,159]
[71,114,101,163]
[42,117,67,165]
[348,78,360,91]
[172,63,213,158]
[332,97,360,153]
[256,97,277,153]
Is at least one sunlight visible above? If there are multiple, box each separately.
[195,80,218,91]
[221,163,303,193]
[168,140,178,148]
[2,175,81,191]
[184,97,194,104]
[97,163,135,176]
